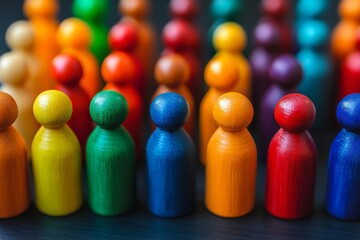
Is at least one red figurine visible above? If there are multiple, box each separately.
[53,53,93,162]
[102,51,143,159]
[265,93,317,219]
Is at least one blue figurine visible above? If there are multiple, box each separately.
[295,0,327,31]
[146,92,195,218]
[326,93,360,220]
[297,20,332,131]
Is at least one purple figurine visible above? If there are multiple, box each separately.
[259,54,303,156]
[250,21,282,117]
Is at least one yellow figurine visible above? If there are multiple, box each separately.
[32,90,82,216]
[213,22,251,99]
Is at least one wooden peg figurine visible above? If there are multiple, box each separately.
[32,90,82,216]
[213,22,251,99]
[147,92,195,218]
[87,90,135,216]
[205,92,257,218]
[102,52,143,158]
[152,54,194,137]
[0,52,39,159]
[0,92,29,218]
[57,17,101,97]
[265,93,317,219]
[72,0,110,64]
[5,20,43,96]
[24,0,59,90]
[200,54,239,165]
[53,53,93,162]
[326,93,360,220]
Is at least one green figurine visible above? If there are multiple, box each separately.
[86,90,136,216]
[208,0,243,57]
[72,0,109,64]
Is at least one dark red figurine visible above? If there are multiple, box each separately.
[265,93,317,219]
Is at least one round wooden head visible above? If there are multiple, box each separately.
[0,92,18,131]
[297,19,329,49]
[261,0,290,19]
[162,19,199,51]
[296,0,327,19]
[213,22,247,52]
[339,0,360,20]
[23,0,58,18]
[150,92,189,132]
[73,0,108,21]
[211,0,243,19]
[0,52,27,86]
[213,92,253,131]
[336,93,360,133]
[269,54,303,89]
[155,54,190,87]
[108,22,138,52]
[33,90,73,128]
[57,18,92,49]
[5,20,34,51]
[90,90,128,130]
[253,21,281,50]
[170,0,198,20]
[119,0,150,18]
[52,54,83,87]
[275,93,316,133]
[101,52,136,85]
[204,54,238,91]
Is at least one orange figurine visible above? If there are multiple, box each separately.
[213,22,251,99]
[331,0,360,62]
[0,92,29,218]
[205,92,257,218]
[152,54,194,137]
[102,51,143,159]
[119,0,157,88]
[199,54,239,165]
[5,20,43,96]
[57,18,100,98]
[53,53,93,162]
[24,0,59,90]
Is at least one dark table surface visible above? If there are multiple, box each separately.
[1,132,359,240]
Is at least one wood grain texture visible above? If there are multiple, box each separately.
[326,93,360,220]
[86,90,135,216]
[205,92,257,218]
[146,93,195,218]
[265,93,317,219]
[32,90,82,216]
[0,92,29,218]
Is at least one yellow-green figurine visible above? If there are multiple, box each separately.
[86,90,135,216]
[32,90,82,216]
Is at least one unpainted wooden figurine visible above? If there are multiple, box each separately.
[119,0,157,85]
[205,92,257,218]
[102,51,143,159]
[331,0,360,62]
[147,92,195,218]
[200,54,239,165]
[0,52,39,159]
[57,17,101,97]
[5,20,43,96]
[213,22,251,99]
[72,0,110,64]
[326,93,360,220]
[152,54,194,137]
[23,0,59,90]
[265,93,317,219]
[0,92,29,218]
[32,90,82,216]
[53,53,93,162]
[87,90,135,216]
